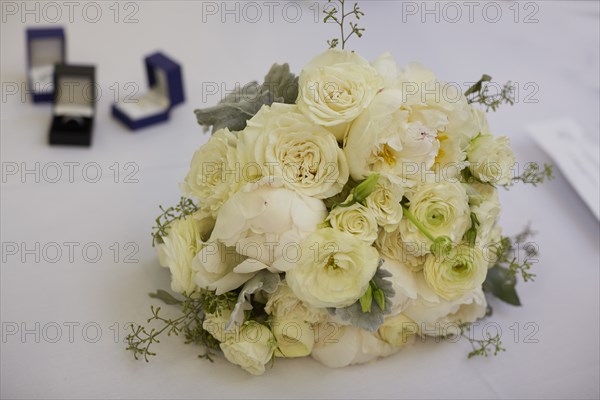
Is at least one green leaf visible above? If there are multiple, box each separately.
[464,74,492,97]
[483,266,521,306]
[359,284,373,313]
[373,288,385,312]
[464,212,481,247]
[149,290,182,305]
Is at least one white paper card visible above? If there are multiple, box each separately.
[527,119,600,220]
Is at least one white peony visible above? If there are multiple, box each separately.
[311,324,400,368]
[467,135,516,186]
[220,322,274,375]
[158,211,214,294]
[297,49,381,140]
[403,287,487,337]
[193,241,256,295]
[326,201,379,243]
[208,177,327,272]
[240,103,349,199]
[278,228,379,309]
[365,176,404,232]
[400,178,471,256]
[181,128,248,217]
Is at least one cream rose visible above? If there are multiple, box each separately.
[297,49,381,140]
[208,177,327,272]
[467,135,516,186]
[326,201,379,243]
[400,178,471,256]
[277,228,379,309]
[376,229,425,271]
[265,284,326,358]
[423,244,488,301]
[181,128,247,217]
[220,322,274,375]
[158,211,214,294]
[365,176,404,232]
[240,103,349,198]
[378,313,419,347]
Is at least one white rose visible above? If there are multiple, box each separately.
[467,135,516,186]
[240,103,349,199]
[400,178,471,256]
[423,243,488,301]
[403,287,487,337]
[469,185,501,245]
[265,283,327,358]
[193,241,256,295]
[265,283,327,324]
[202,309,234,342]
[326,201,379,243]
[158,211,214,294]
[220,322,274,375]
[208,177,327,272]
[279,228,379,309]
[365,176,404,232]
[311,324,399,368]
[376,229,425,271]
[182,128,247,217]
[378,313,418,348]
[297,49,381,140]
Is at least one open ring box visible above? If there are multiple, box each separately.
[26,27,66,103]
[49,65,96,146]
[112,52,185,130]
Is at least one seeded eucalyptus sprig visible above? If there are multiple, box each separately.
[506,162,555,188]
[458,321,506,358]
[324,0,365,50]
[465,74,515,111]
[151,197,198,247]
[126,289,238,362]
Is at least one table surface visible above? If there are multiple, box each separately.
[1,1,599,399]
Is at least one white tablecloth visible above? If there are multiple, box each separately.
[1,1,599,398]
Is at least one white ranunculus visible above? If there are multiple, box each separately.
[311,324,399,368]
[202,309,234,342]
[297,49,381,140]
[181,128,247,217]
[193,241,256,295]
[403,287,487,337]
[378,313,419,348]
[208,177,327,272]
[423,244,488,301]
[400,178,471,256]
[468,135,516,186]
[278,228,379,309]
[240,103,349,199]
[158,211,214,294]
[365,176,404,232]
[220,322,274,375]
[326,201,379,243]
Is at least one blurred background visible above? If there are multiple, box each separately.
[1,1,599,399]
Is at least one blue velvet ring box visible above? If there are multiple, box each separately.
[49,64,96,147]
[112,52,185,130]
[26,27,66,103]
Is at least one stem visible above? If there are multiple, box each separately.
[402,206,435,243]
[340,0,346,49]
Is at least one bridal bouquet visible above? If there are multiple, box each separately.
[127,1,552,375]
